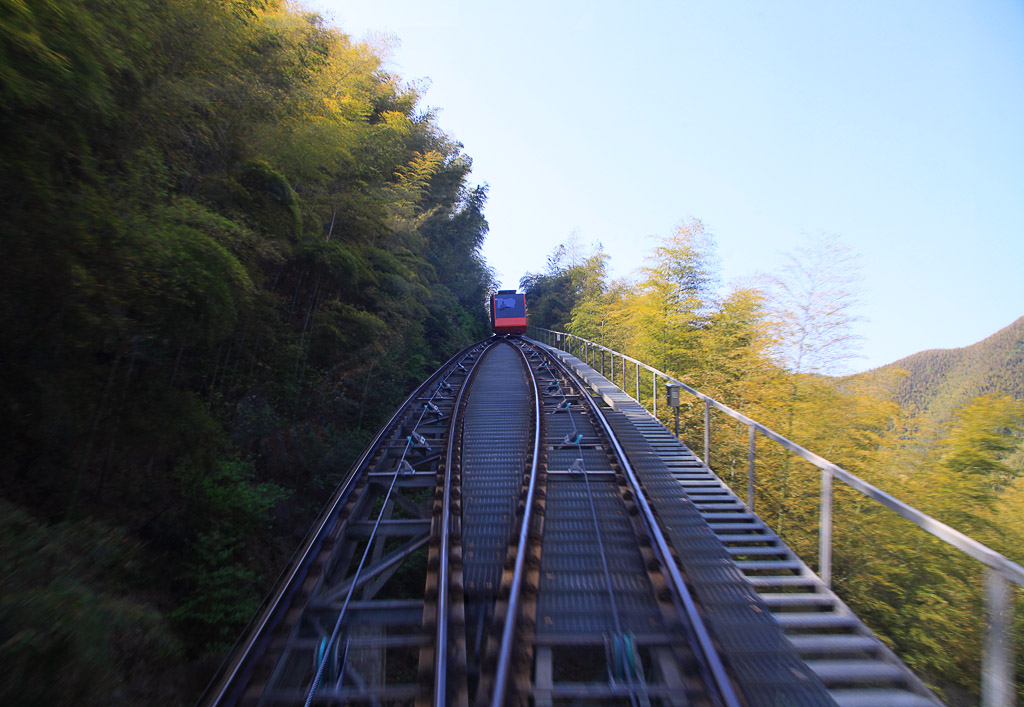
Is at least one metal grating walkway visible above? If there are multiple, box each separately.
[461,343,532,596]
[538,477,666,638]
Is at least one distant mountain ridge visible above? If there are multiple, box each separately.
[859,316,1024,421]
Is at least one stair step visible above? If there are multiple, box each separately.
[717,533,775,543]
[703,521,762,530]
[735,560,802,571]
[761,593,834,607]
[726,545,788,556]
[701,512,756,522]
[829,688,939,706]
[788,635,880,653]
[809,659,907,684]
[748,576,821,588]
[776,612,860,630]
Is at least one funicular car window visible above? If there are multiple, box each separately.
[496,296,525,317]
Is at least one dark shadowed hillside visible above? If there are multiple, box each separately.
[857,316,1024,421]
[0,1,495,703]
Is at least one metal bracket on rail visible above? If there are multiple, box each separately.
[551,399,574,413]
[604,632,644,687]
[556,432,584,448]
[407,430,432,449]
[422,401,446,422]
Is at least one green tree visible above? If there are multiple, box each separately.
[620,218,720,374]
[521,234,609,332]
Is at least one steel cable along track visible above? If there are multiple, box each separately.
[199,340,494,706]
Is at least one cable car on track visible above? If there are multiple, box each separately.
[490,290,527,334]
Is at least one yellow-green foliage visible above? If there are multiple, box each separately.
[527,227,1024,703]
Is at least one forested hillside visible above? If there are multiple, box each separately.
[0,0,492,703]
[858,316,1024,422]
[522,226,1024,705]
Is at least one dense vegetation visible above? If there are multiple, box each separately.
[522,223,1024,705]
[858,315,1024,423]
[0,0,492,703]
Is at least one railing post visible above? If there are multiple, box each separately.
[820,468,833,587]
[635,362,639,402]
[983,569,1013,707]
[747,425,756,510]
[653,373,657,418]
[703,399,711,469]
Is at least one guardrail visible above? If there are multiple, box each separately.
[529,326,1021,707]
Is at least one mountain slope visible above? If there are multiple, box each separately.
[861,316,1024,420]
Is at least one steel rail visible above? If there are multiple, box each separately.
[199,340,489,707]
[540,345,742,707]
[435,340,499,705]
[488,341,542,707]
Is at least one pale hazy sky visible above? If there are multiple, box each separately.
[306,0,1024,372]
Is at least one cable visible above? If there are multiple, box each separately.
[304,361,465,706]
[555,364,643,707]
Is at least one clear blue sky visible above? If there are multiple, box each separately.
[306,0,1023,372]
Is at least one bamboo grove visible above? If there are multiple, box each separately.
[1,0,492,703]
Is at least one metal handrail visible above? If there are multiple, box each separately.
[529,326,1020,707]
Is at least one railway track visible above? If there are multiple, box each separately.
[201,336,845,706]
